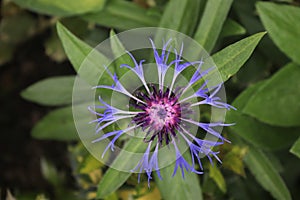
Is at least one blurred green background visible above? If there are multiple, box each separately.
[1,0,300,199]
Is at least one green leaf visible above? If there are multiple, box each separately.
[97,137,147,198]
[256,2,300,65]
[227,81,300,151]
[32,106,79,141]
[56,22,91,71]
[220,19,246,38]
[56,22,111,86]
[265,152,284,173]
[244,147,291,200]
[190,32,265,87]
[211,32,265,84]
[21,76,75,106]
[158,0,201,36]
[243,63,300,127]
[194,0,233,53]
[228,112,300,151]
[11,0,106,17]
[153,0,202,63]
[82,0,160,30]
[97,170,130,198]
[110,30,130,65]
[209,164,226,193]
[109,30,134,76]
[290,137,300,159]
[32,107,77,141]
[155,152,203,200]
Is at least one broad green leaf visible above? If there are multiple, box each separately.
[32,106,78,141]
[290,137,300,159]
[56,22,93,70]
[220,19,246,38]
[109,30,134,76]
[97,170,129,198]
[190,32,265,87]
[265,152,284,173]
[32,102,92,141]
[243,63,300,127]
[155,152,203,200]
[231,81,267,109]
[158,0,201,36]
[209,164,226,193]
[110,30,131,65]
[82,0,160,30]
[11,0,106,17]
[153,0,201,64]
[97,137,147,198]
[256,2,300,65]
[227,81,300,151]
[244,147,291,200]
[56,22,111,86]
[21,76,75,106]
[211,32,265,84]
[232,131,290,200]
[228,112,299,151]
[194,0,233,53]
[97,169,130,198]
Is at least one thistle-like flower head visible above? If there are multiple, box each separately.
[89,38,235,186]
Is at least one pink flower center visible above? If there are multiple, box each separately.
[146,98,181,131]
[132,86,184,144]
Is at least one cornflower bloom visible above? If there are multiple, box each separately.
[89,39,235,186]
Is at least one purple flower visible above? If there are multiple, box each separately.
[90,39,235,185]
